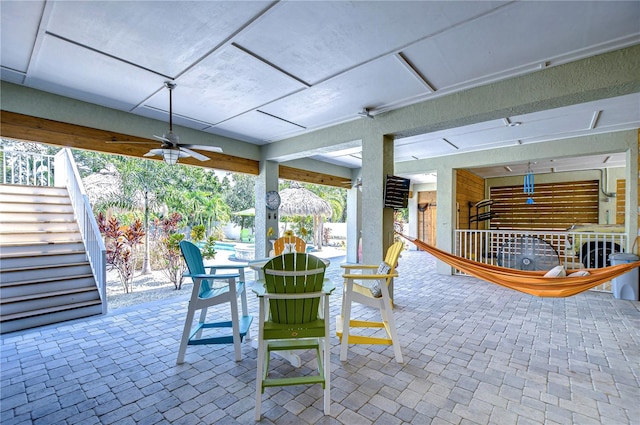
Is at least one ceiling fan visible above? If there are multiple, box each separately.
[108,81,222,165]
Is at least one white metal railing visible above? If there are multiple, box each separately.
[1,148,55,186]
[54,149,108,313]
[454,229,627,292]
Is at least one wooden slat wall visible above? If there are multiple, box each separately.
[616,179,625,225]
[456,170,487,230]
[490,180,599,230]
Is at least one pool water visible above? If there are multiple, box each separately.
[214,242,237,251]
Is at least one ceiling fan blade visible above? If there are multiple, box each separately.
[180,144,223,153]
[143,148,164,157]
[154,134,171,143]
[179,147,209,161]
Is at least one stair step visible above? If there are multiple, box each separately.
[0,230,82,244]
[0,183,105,335]
[0,251,88,269]
[0,241,86,256]
[0,202,74,213]
[0,302,103,334]
[0,275,96,299]
[1,263,93,285]
[0,194,71,206]
[0,221,79,233]
[0,211,75,222]
[0,184,68,197]
[0,287,100,315]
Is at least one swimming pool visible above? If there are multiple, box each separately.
[214,241,237,251]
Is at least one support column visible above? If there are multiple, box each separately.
[628,129,639,253]
[360,128,395,264]
[346,174,362,263]
[407,183,418,251]
[435,166,456,275]
[255,160,279,259]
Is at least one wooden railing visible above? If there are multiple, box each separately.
[454,229,627,292]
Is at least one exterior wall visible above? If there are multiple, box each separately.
[487,168,625,225]
[456,170,486,230]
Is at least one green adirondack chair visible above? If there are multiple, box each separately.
[254,252,334,420]
[177,240,252,364]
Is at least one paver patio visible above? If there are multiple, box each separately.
[2,250,639,424]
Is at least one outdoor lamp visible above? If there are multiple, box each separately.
[162,147,180,165]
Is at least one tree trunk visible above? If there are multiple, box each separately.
[141,190,152,274]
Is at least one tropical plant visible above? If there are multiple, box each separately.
[96,212,145,293]
[223,173,257,229]
[157,213,187,289]
[200,235,217,260]
[190,224,206,243]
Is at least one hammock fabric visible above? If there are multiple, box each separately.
[399,234,640,298]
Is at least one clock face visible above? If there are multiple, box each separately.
[266,191,281,210]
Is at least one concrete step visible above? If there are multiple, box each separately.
[0,241,86,256]
[0,250,88,269]
[0,301,103,334]
[0,230,82,244]
[0,274,96,299]
[1,262,93,285]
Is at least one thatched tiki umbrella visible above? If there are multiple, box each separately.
[278,183,333,251]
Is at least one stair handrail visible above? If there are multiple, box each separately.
[54,149,108,314]
[1,148,56,186]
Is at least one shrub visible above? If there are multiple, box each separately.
[97,212,145,293]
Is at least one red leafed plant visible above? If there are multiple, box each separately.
[156,213,186,289]
[97,212,145,293]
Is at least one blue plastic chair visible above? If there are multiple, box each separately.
[177,240,252,364]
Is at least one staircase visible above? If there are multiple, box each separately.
[0,184,103,334]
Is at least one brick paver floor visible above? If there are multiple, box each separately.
[2,249,639,424]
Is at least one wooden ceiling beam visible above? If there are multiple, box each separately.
[1,110,353,187]
[0,111,260,175]
[278,165,352,189]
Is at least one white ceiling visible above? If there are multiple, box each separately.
[1,1,639,183]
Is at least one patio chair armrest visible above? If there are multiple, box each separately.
[322,279,336,295]
[342,272,398,279]
[252,282,267,297]
[184,272,240,280]
[341,264,378,270]
[206,264,247,273]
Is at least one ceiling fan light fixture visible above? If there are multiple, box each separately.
[162,147,180,165]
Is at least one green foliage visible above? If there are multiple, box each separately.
[290,216,313,243]
[201,235,218,260]
[151,212,186,289]
[223,173,257,229]
[190,225,206,243]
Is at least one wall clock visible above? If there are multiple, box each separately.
[266,191,281,210]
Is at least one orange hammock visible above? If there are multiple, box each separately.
[398,234,640,297]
